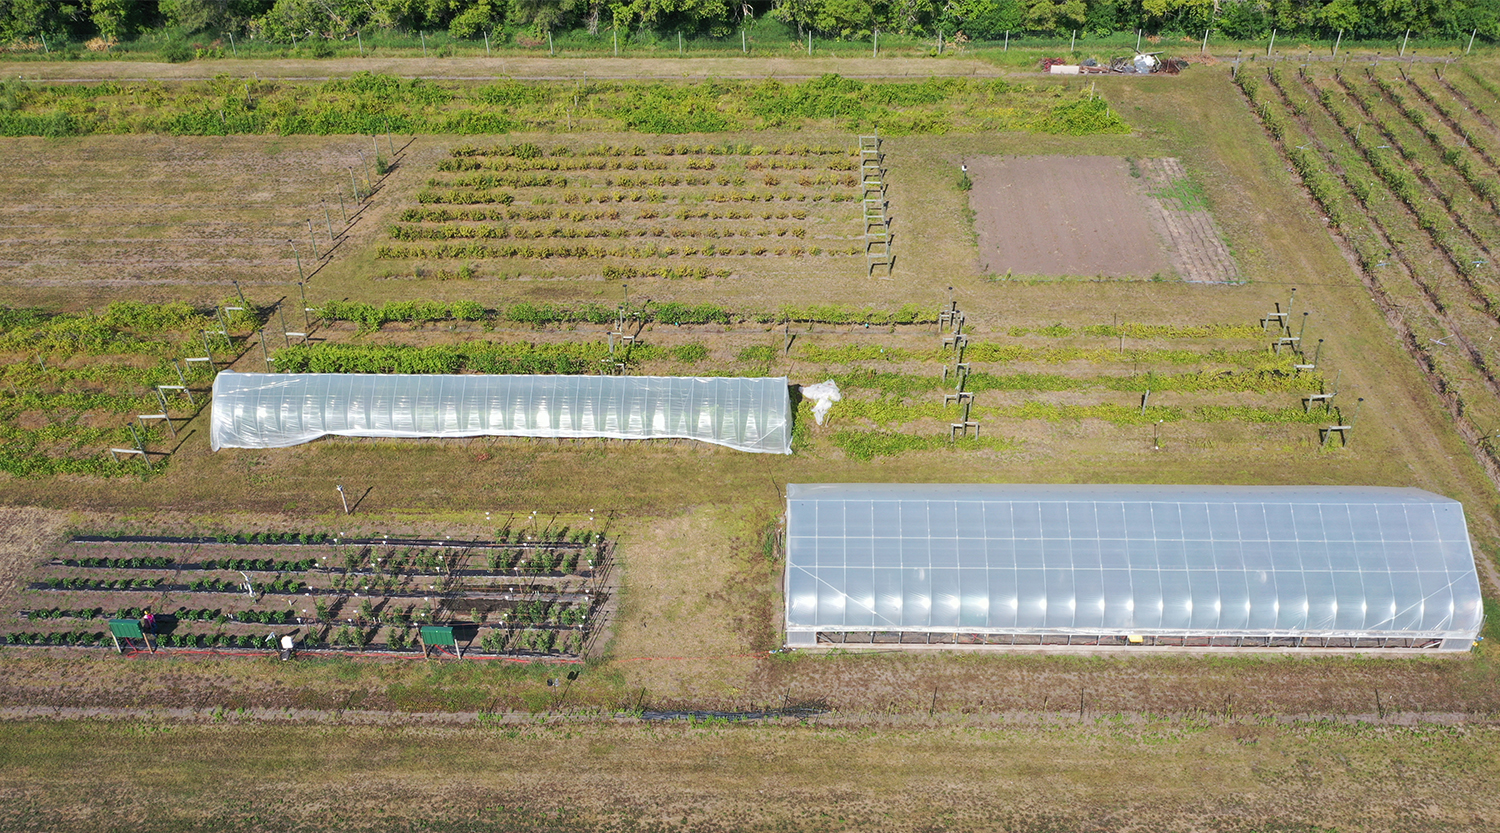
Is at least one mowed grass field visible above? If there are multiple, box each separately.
[4,57,1500,830]
[3,717,1500,832]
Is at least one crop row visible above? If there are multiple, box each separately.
[61,556,174,569]
[415,188,855,206]
[1338,74,1496,237]
[436,172,858,190]
[439,157,680,172]
[450,141,850,159]
[1238,67,1500,489]
[1321,73,1490,288]
[1373,74,1500,205]
[39,576,164,591]
[0,627,588,655]
[270,339,706,376]
[317,298,937,329]
[376,242,845,260]
[1410,78,1500,186]
[833,367,1319,397]
[479,627,583,655]
[388,223,809,242]
[397,206,811,223]
[599,265,732,280]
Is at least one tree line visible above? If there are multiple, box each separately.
[1,0,1495,47]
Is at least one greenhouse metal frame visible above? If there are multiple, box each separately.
[784,484,1483,651]
[211,372,792,454]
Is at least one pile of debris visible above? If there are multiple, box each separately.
[1044,53,1189,75]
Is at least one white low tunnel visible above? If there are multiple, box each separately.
[211,372,792,454]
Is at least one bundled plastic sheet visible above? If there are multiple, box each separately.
[785,484,1483,648]
[211,372,791,454]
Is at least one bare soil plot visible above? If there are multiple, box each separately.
[966,154,1172,278]
[0,135,376,293]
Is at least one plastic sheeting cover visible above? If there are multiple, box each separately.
[785,484,1483,642]
[211,372,791,454]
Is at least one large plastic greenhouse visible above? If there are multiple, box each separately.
[784,484,1483,651]
[210,372,792,454]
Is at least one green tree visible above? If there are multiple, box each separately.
[87,0,131,39]
[449,0,504,35]
[1022,0,1086,33]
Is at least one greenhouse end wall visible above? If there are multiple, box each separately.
[211,372,792,454]
[784,484,1483,652]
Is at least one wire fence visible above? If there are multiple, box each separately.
[2,24,1492,65]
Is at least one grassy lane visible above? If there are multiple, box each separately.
[1,717,1499,832]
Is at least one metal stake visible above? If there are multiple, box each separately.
[299,282,310,330]
[337,484,350,515]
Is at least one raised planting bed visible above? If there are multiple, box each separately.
[1,531,616,660]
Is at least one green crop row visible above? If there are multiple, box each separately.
[429,173,566,189]
[43,576,164,590]
[451,141,851,158]
[1328,74,1488,284]
[674,208,809,221]
[375,242,845,259]
[828,431,1018,460]
[437,173,858,189]
[600,265,733,280]
[1371,74,1498,204]
[398,206,589,223]
[271,343,600,375]
[319,299,936,328]
[1252,70,1352,231]
[0,75,1127,138]
[0,421,162,479]
[1405,75,1500,194]
[438,156,677,172]
[61,556,173,569]
[0,301,225,356]
[388,223,807,242]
